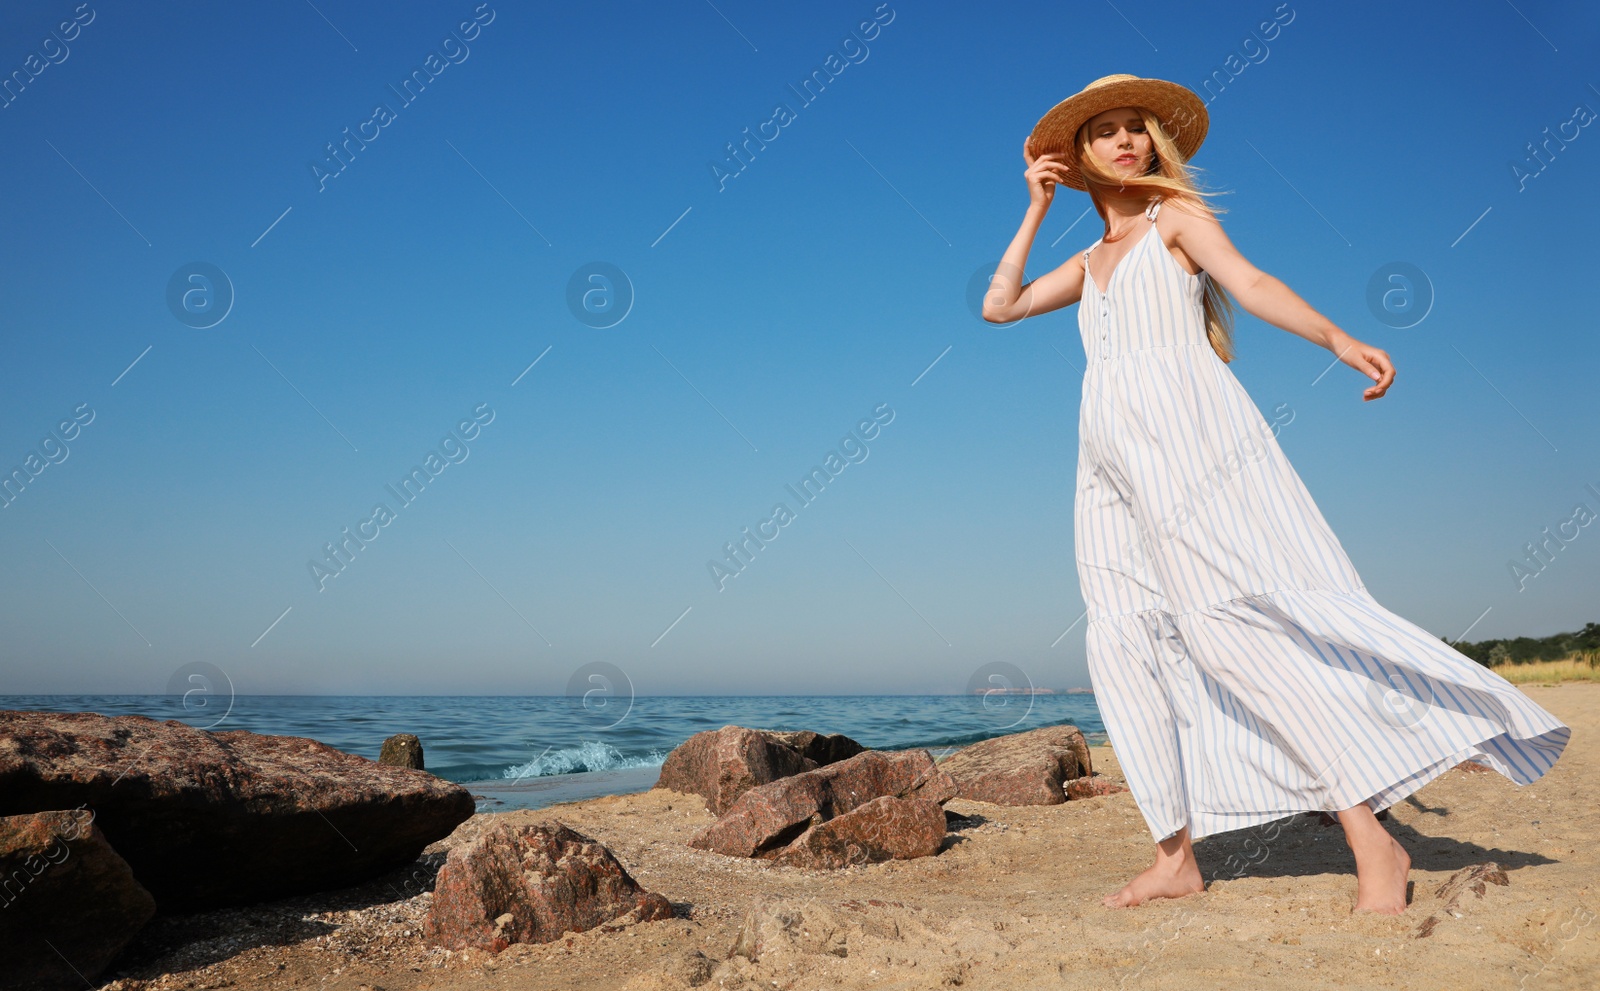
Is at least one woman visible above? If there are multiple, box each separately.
[982,74,1570,915]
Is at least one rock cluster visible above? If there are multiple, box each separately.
[0,712,1139,981]
[0,711,475,911]
[658,722,1124,870]
[427,721,1123,952]
[0,710,474,988]
[689,747,956,867]
[653,725,866,815]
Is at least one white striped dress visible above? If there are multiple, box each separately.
[1074,197,1570,843]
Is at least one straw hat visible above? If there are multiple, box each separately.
[1029,74,1209,190]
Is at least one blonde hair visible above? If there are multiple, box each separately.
[1075,108,1237,364]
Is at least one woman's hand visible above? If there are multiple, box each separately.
[1023,136,1071,212]
[1327,331,1396,401]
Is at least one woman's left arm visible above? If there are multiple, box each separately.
[1170,206,1396,402]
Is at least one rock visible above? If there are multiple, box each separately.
[0,710,476,912]
[0,810,156,990]
[655,726,865,816]
[936,724,1093,805]
[1064,773,1128,800]
[655,726,817,816]
[379,733,425,769]
[424,820,673,952]
[752,729,866,767]
[770,794,946,868]
[689,748,955,859]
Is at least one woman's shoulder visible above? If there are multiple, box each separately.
[1152,197,1226,247]
[1154,194,1221,227]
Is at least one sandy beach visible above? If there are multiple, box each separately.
[94,683,1598,991]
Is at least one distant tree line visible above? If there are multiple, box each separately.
[1448,621,1600,667]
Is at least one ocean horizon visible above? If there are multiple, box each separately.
[2,693,1110,812]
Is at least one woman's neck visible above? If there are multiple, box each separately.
[1099,191,1158,227]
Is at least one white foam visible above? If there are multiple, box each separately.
[500,739,670,780]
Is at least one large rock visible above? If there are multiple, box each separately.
[770,794,947,869]
[0,810,156,990]
[424,820,673,952]
[936,724,1095,805]
[655,725,866,816]
[690,748,955,859]
[0,710,476,911]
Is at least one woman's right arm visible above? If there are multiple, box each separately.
[982,137,1088,324]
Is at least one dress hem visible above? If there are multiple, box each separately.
[1083,586,1571,845]
[1166,734,1522,844]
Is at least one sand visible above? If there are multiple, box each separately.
[99,684,1599,991]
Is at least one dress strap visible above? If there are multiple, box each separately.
[1145,197,1163,221]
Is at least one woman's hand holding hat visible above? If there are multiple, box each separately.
[1023,135,1072,212]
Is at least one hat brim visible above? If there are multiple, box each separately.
[1030,77,1208,191]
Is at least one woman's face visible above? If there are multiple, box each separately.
[1083,107,1152,179]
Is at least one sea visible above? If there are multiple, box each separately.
[0,694,1108,812]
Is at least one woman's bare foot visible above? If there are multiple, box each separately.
[1338,803,1411,914]
[1103,825,1207,908]
[1102,859,1207,908]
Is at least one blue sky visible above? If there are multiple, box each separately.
[1,0,1596,696]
